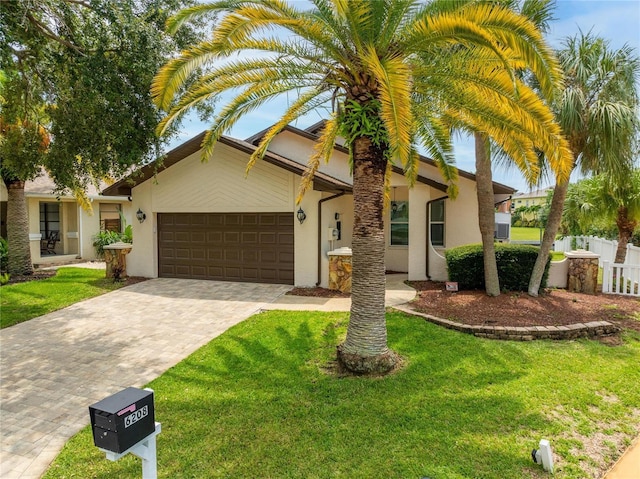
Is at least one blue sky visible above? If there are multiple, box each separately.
[169,0,640,193]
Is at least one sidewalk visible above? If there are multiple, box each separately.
[604,437,640,479]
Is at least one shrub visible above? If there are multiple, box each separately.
[92,212,134,258]
[445,243,550,291]
[93,230,128,258]
[0,237,7,273]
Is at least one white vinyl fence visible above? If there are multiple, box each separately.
[554,236,640,296]
[602,262,640,296]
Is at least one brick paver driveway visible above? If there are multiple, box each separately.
[0,278,291,478]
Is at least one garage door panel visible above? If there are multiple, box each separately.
[278,233,294,245]
[175,231,190,242]
[191,232,206,243]
[259,232,277,244]
[225,232,240,243]
[158,213,294,284]
[242,232,258,243]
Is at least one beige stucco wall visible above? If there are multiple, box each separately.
[268,131,353,184]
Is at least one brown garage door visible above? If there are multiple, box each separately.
[158,213,294,284]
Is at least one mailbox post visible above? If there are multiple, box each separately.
[89,387,161,479]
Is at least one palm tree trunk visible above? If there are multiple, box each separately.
[337,135,398,375]
[474,133,500,296]
[6,179,34,275]
[614,206,637,264]
[528,179,569,296]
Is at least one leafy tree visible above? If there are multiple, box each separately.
[562,172,640,263]
[0,0,208,275]
[528,32,640,296]
[152,0,570,375]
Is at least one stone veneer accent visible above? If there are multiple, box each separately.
[565,250,600,295]
[328,248,352,293]
[393,305,620,341]
[103,242,132,279]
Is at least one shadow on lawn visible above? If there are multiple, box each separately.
[148,312,554,478]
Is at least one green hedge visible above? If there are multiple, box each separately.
[444,243,550,291]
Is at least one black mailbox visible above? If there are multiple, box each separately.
[89,387,155,453]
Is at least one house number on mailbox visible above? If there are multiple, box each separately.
[124,405,148,428]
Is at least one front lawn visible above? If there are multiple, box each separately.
[0,267,129,328]
[511,226,543,241]
[45,310,640,479]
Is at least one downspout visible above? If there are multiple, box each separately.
[316,191,346,286]
[425,195,448,280]
[78,205,83,260]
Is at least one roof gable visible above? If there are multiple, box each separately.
[103,122,516,196]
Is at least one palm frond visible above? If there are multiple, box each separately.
[297,114,341,203]
[361,46,413,169]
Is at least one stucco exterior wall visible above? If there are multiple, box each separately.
[444,176,482,248]
[268,131,353,183]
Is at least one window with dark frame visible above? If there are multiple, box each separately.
[39,202,60,238]
[100,203,122,232]
[390,201,409,246]
[430,199,445,247]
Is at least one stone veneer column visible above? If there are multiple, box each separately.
[103,242,133,279]
[328,247,352,293]
[565,250,600,295]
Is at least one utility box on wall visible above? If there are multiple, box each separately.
[89,387,155,453]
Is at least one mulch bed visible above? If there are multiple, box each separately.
[286,281,640,334]
[286,287,350,298]
[409,281,640,333]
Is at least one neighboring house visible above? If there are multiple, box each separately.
[102,122,515,286]
[511,188,552,222]
[0,173,132,266]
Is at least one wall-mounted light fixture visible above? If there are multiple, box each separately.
[297,207,307,225]
[136,208,146,224]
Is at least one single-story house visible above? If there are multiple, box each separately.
[102,122,514,286]
[0,173,132,266]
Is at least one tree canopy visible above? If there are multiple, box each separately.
[0,0,212,195]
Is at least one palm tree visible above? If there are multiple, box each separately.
[471,0,556,297]
[153,0,570,374]
[0,71,50,276]
[562,172,640,264]
[528,32,640,296]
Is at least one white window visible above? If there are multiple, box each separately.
[430,199,445,247]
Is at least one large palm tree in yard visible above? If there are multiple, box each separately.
[528,32,640,296]
[153,0,571,374]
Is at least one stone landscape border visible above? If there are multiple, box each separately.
[393,305,620,341]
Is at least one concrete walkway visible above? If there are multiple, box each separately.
[0,279,291,478]
[264,273,416,311]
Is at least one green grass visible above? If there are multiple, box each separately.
[45,310,640,479]
[511,226,544,241]
[0,267,127,328]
